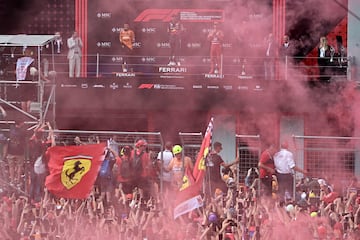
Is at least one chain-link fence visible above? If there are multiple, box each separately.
[236,134,261,184]
[179,132,203,161]
[293,135,360,194]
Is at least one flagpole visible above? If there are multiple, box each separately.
[204,143,214,206]
[205,117,214,205]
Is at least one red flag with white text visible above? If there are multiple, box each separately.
[174,118,213,219]
[45,143,106,199]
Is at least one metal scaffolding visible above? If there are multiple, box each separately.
[0,34,58,128]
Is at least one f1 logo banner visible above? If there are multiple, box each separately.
[134,9,224,22]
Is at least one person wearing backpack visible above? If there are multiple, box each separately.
[113,139,152,200]
[114,145,134,195]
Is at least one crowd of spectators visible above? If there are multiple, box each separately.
[0,127,359,240]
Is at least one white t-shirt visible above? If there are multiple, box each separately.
[157,150,173,182]
[16,56,34,81]
[274,148,295,174]
[320,47,326,58]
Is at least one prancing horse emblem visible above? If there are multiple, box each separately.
[61,156,91,189]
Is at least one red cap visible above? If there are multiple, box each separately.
[126,193,133,200]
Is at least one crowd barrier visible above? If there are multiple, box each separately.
[1,128,357,198]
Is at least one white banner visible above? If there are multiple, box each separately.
[173,194,203,219]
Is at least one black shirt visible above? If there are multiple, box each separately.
[208,152,224,182]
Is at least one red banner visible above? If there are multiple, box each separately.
[174,117,213,218]
[45,143,106,199]
[192,118,213,182]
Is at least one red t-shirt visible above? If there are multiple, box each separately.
[131,149,151,178]
[116,149,153,181]
[115,156,131,183]
[259,150,274,178]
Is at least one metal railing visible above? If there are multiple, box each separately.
[0,53,353,81]
[0,128,359,198]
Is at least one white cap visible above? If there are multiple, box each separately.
[318,179,326,186]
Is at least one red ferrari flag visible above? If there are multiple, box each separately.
[174,117,213,219]
[192,117,213,182]
[179,166,195,191]
[45,143,106,199]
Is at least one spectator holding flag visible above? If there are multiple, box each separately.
[29,121,55,203]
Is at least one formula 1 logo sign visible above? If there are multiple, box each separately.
[135,9,224,22]
[138,84,154,89]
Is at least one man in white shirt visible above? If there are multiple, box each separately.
[274,141,307,201]
[157,141,173,196]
